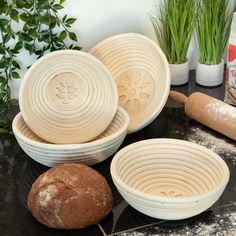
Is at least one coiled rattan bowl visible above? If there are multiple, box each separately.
[13,107,129,167]
[90,33,170,133]
[19,50,118,144]
[111,139,229,220]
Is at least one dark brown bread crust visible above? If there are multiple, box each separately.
[27,163,113,229]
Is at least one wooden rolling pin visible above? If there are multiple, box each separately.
[169,91,236,141]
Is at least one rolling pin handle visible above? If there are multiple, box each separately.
[169,91,188,106]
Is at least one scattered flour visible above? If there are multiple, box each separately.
[116,208,236,236]
[38,184,58,207]
[118,233,145,236]
[186,127,236,153]
[186,127,236,164]
[37,185,63,225]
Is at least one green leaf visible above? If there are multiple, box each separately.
[58,30,67,41]
[10,9,19,23]
[0,19,8,27]
[50,46,57,52]
[34,14,41,22]
[55,41,63,48]
[60,0,65,4]
[12,60,21,69]
[22,33,33,42]
[53,4,64,10]
[64,23,72,28]
[49,16,57,28]
[22,24,28,32]
[62,14,67,22]
[73,46,82,50]
[14,41,23,51]
[20,13,29,22]
[40,35,50,43]
[0,60,7,69]
[11,71,20,79]
[10,49,19,54]
[65,18,76,25]
[42,15,51,25]
[0,76,5,82]
[24,43,35,55]
[5,6,11,15]
[69,32,77,41]
[55,19,60,27]
[35,50,43,55]
[16,0,26,8]
[28,28,37,37]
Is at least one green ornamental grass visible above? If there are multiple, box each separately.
[151,0,195,64]
[197,0,232,65]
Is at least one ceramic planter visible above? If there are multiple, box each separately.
[196,59,224,87]
[169,60,189,86]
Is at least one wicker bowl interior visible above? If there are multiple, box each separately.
[13,107,129,167]
[111,139,229,220]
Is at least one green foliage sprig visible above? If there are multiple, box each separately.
[150,0,195,64]
[196,0,233,65]
[0,0,81,133]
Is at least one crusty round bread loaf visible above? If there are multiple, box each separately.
[27,163,113,229]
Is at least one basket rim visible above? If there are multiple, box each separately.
[110,138,230,203]
[12,106,129,150]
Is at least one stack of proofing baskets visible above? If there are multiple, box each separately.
[12,33,171,167]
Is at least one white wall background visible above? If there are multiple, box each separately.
[10,0,236,98]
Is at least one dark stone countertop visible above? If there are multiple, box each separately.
[1,70,236,236]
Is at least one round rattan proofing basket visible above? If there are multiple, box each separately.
[19,50,118,144]
[90,33,170,133]
[13,107,129,167]
[111,139,229,220]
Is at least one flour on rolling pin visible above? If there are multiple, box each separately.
[225,12,236,105]
[206,100,236,121]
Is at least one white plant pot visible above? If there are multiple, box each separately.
[196,59,224,87]
[169,61,189,86]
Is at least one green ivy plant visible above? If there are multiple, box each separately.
[0,0,81,133]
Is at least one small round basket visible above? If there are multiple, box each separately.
[13,107,129,167]
[19,50,118,144]
[110,139,229,220]
[90,33,170,133]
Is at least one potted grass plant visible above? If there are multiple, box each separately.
[196,0,232,87]
[151,0,195,86]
